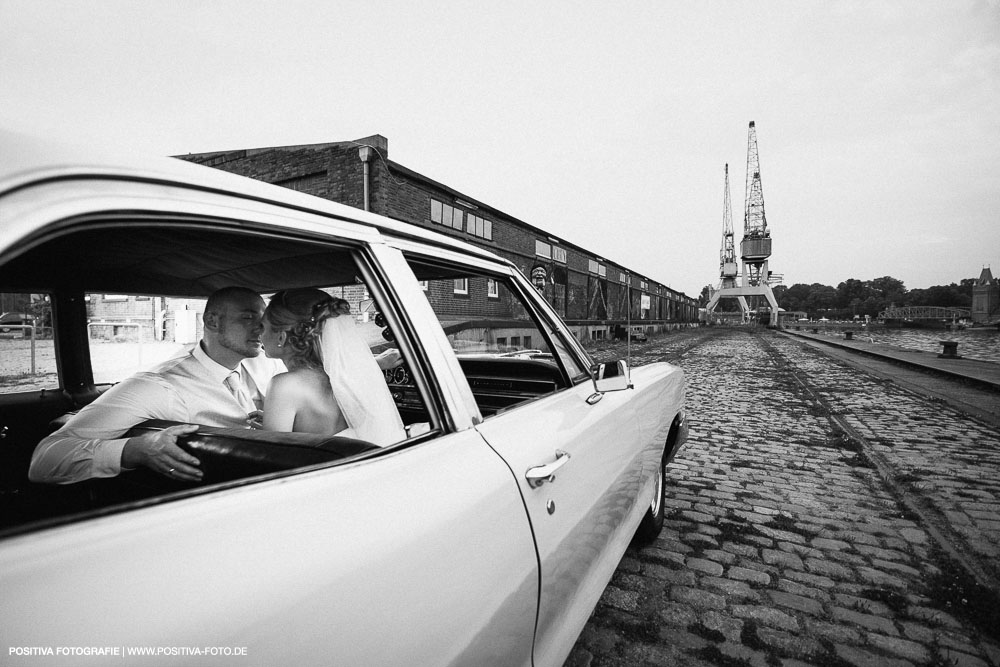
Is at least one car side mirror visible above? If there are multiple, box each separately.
[592,360,631,393]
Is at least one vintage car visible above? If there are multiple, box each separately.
[0,131,687,666]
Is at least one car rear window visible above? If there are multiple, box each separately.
[0,293,57,395]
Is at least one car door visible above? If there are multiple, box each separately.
[385,245,657,667]
[473,316,650,667]
[0,432,539,667]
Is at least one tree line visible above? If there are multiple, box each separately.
[700,276,976,319]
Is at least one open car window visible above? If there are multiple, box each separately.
[84,285,404,388]
[404,255,591,418]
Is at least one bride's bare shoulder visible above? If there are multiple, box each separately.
[269,368,327,395]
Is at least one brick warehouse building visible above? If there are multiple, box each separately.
[174,135,697,342]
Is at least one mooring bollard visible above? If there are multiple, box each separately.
[938,341,961,359]
[845,331,853,340]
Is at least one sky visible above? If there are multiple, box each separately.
[2,1,998,299]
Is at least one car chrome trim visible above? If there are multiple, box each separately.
[525,449,571,488]
[650,457,664,515]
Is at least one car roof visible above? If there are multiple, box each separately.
[0,129,503,265]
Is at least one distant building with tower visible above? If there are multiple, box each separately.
[972,267,999,326]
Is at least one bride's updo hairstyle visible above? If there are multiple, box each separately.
[265,288,351,369]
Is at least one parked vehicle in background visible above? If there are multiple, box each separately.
[0,311,33,332]
[0,131,688,667]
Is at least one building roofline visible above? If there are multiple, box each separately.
[384,159,692,300]
[174,135,693,301]
[175,135,390,165]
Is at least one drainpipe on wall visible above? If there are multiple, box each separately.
[358,146,372,212]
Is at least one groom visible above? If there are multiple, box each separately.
[30,287,282,485]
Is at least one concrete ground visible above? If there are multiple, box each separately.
[780,332,1000,429]
[567,327,1000,667]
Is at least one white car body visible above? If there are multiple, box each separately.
[0,131,687,666]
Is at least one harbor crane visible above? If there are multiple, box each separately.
[705,121,780,326]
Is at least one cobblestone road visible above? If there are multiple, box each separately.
[567,328,1000,667]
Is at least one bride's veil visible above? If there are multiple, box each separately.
[316,313,406,446]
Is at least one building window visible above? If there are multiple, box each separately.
[640,280,648,290]
[430,198,463,230]
[618,272,626,284]
[418,280,429,291]
[588,260,606,278]
[487,278,499,299]
[538,241,566,262]
[466,214,493,240]
[453,278,468,295]
[448,206,463,229]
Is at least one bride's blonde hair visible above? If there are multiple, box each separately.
[265,289,351,369]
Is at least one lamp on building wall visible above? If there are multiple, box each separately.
[358,146,373,212]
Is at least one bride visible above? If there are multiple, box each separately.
[260,288,406,446]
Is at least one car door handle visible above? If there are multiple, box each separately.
[525,449,571,488]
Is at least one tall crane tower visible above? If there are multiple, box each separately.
[705,121,780,325]
[742,121,771,287]
[720,163,739,287]
[706,164,749,319]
